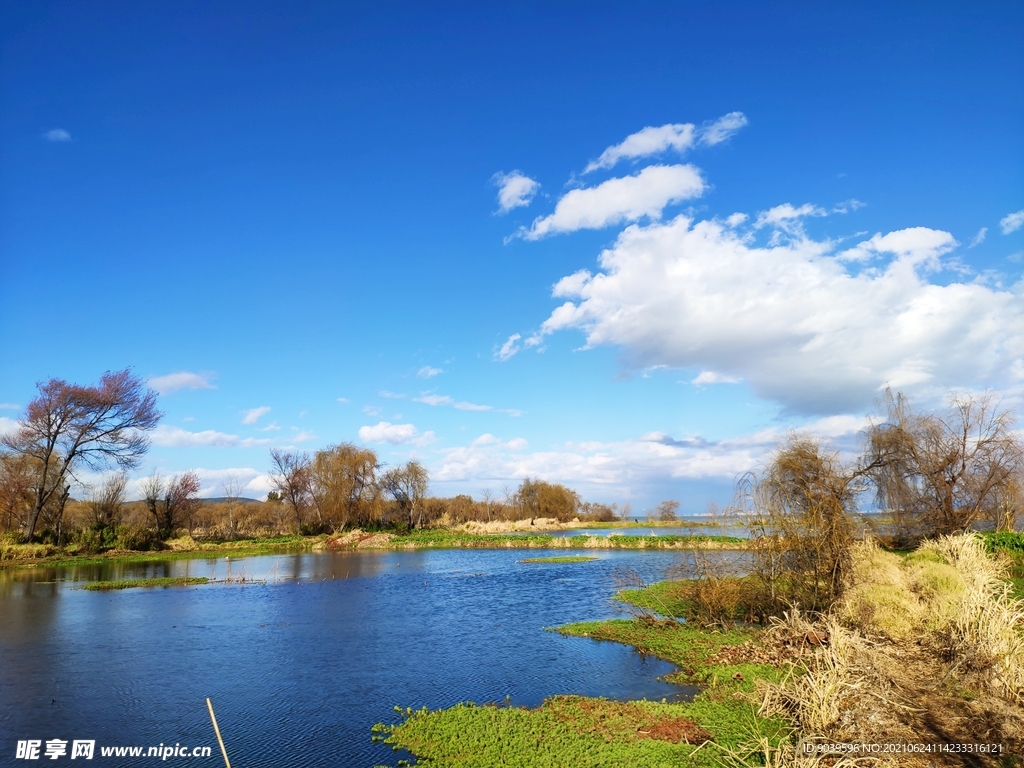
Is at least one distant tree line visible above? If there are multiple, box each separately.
[0,369,643,548]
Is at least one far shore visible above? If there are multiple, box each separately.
[0,519,748,569]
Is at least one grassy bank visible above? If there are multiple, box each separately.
[384,529,746,551]
[0,534,315,568]
[1,528,747,568]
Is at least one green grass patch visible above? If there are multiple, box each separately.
[376,619,787,767]
[521,555,598,563]
[80,576,209,591]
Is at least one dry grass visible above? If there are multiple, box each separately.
[749,534,1024,766]
[920,534,1024,703]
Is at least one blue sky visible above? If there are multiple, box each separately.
[2,1,1023,511]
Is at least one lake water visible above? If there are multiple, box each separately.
[0,549,702,767]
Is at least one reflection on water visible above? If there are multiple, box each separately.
[0,549,716,768]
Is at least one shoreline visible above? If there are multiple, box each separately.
[0,527,749,569]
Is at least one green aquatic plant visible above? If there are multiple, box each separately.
[80,576,209,591]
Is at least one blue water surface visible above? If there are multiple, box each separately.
[0,548,700,768]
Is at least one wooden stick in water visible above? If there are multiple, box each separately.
[206,697,233,768]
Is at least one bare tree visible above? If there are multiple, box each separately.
[221,473,245,537]
[481,488,493,523]
[269,449,312,533]
[655,499,680,521]
[144,471,201,539]
[88,472,128,527]
[381,461,429,529]
[2,369,161,541]
[865,390,1023,539]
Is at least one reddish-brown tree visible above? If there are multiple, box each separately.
[3,369,161,541]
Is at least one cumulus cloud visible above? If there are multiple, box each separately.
[697,111,749,146]
[968,227,987,248]
[0,416,20,437]
[358,421,434,446]
[44,128,71,142]
[584,123,696,173]
[493,171,540,213]
[417,366,443,379]
[150,425,271,448]
[432,415,865,498]
[519,165,704,240]
[242,406,271,425]
[1002,209,1024,235]
[148,371,216,395]
[530,214,1023,413]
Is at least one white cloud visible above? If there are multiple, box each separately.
[968,227,987,248]
[518,165,705,240]
[530,213,1023,414]
[261,422,282,432]
[289,429,317,443]
[697,111,749,146]
[379,390,405,399]
[150,425,271,448]
[414,393,496,412]
[417,366,443,379]
[493,171,540,213]
[1001,209,1024,235]
[337,397,349,404]
[148,371,216,395]
[496,333,522,361]
[363,405,383,416]
[0,403,19,410]
[691,371,742,385]
[242,406,271,425]
[0,416,20,437]
[725,213,748,228]
[358,421,432,446]
[584,123,696,173]
[754,202,827,232]
[44,128,71,142]
[836,227,956,266]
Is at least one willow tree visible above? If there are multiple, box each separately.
[381,460,428,529]
[309,443,381,530]
[2,369,161,541]
[865,390,1023,540]
[741,436,865,613]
